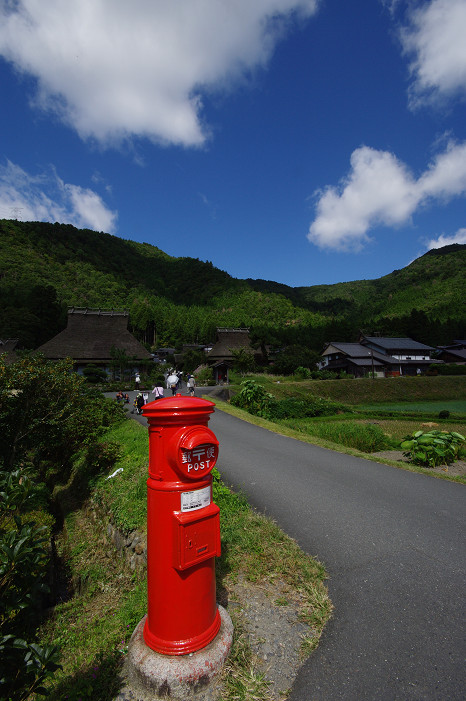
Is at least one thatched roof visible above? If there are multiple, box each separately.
[37,308,151,363]
[207,328,254,362]
[0,338,19,364]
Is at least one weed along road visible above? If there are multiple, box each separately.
[208,408,466,701]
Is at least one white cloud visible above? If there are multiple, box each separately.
[400,0,466,106]
[0,161,118,233]
[0,0,319,148]
[308,141,466,250]
[426,227,466,250]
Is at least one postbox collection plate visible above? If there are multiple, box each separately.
[178,442,218,479]
[173,503,221,571]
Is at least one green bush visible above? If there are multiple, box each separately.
[0,470,61,700]
[195,366,215,386]
[82,364,107,384]
[400,430,465,467]
[268,396,346,420]
[430,363,466,375]
[294,366,312,379]
[230,379,274,418]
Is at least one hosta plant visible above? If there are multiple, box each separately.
[400,430,465,468]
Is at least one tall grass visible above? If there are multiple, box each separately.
[245,374,466,406]
[282,419,390,453]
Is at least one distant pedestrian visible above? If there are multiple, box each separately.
[135,373,141,390]
[152,384,164,399]
[187,374,196,396]
[167,373,178,396]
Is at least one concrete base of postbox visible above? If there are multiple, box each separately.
[122,605,233,700]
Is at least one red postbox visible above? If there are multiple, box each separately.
[142,395,221,655]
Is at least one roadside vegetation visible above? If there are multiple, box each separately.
[225,374,466,482]
[1,355,332,700]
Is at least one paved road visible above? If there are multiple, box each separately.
[208,408,465,701]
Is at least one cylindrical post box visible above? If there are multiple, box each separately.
[142,395,221,655]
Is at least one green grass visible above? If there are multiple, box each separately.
[38,416,332,700]
[238,374,466,406]
[280,419,390,453]
[356,399,466,414]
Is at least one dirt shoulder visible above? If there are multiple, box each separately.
[370,450,466,478]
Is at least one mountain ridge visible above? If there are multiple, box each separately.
[1,219,464,350]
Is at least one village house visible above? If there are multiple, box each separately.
[37,308,152,376]
[206,328,258,383]
[0,338,19,365]
[435,340,466,365]
[320,336,442,377]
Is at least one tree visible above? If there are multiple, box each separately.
[231,347,256,375]
[0,354,121,480]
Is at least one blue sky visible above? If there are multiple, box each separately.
[0,0,465,287]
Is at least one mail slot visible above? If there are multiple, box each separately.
[173,503,221,570]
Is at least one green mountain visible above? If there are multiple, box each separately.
[1,219,465,351]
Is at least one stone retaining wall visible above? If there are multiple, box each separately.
[88,501,147,572]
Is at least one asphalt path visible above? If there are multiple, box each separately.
[206,408,465,701]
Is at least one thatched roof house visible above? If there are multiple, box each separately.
[37,308,151,371]
[0,338,19,365]
[207,328,256,383]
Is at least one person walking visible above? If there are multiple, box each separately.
[167,373,178,396]
[135,372,141,390]
[136,392,144,414]
[187,374,196,396]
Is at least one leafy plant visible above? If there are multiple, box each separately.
[0,470,61,700]
[400,430,465,467]
[230,379,274,418]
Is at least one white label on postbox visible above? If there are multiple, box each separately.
[180,486,211,512]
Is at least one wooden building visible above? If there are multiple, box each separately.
[0,338,19,365]
[206,328,256,383]
[37,308,151,374]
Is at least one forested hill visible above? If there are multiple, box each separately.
[0,219,465,351]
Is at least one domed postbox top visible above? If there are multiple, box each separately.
[142,395,216,425]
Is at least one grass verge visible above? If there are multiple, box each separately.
[237,374,466,405]
[211,398,466,484]
[38,417,332,700]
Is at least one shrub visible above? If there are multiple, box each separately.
[438,410,450,419]
[0,470,61,700]
[195,366,215,386]
[430,363,466,376]
[82,364,107,384]
[400,430,465,467]
[268,396,346,420]
[230,379,274,418]
[294,366,312,379]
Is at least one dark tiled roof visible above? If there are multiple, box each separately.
[324,342,393,363]
[362,337,434,351]
[38,309,151,361]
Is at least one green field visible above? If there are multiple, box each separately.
[246,374,466,406]
[357,400,466,414]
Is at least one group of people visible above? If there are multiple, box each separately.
[166,372,196,396]
[115,371,196,412]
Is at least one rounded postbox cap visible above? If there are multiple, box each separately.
[142,395,215,425]
[169,425,219,480]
